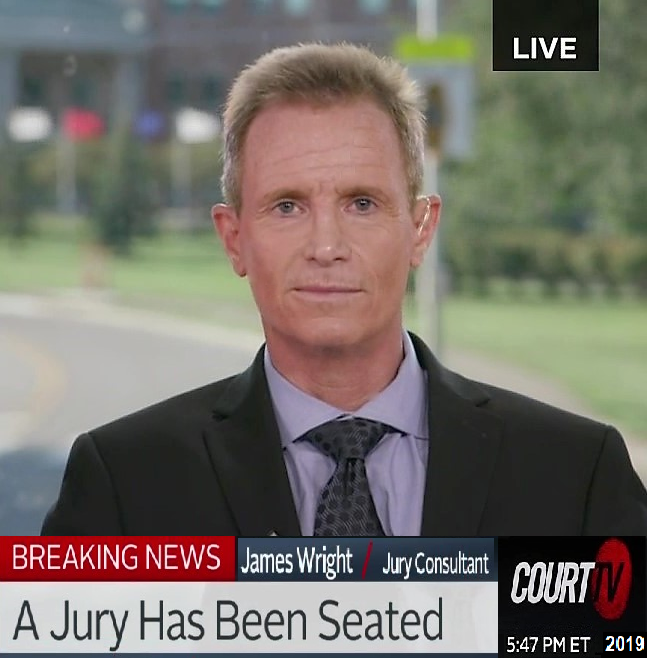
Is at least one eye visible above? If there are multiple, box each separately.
[274,200,298,215]
[351,197,376,213]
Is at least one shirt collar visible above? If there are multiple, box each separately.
[264,332,429,449]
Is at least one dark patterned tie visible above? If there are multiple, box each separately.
[300,417,394,536]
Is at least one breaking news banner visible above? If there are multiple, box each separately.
[499,537,646,657]
[0,536,496,655]
[0,536,642,656]
[492,0,599,71]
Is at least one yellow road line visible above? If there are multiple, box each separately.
[0,330,67,449]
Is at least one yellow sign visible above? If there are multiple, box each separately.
[394,33,474,62]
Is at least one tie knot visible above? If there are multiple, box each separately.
[301,417,393,462]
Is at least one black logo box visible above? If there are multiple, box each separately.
[493,0,599,71]
[498,537,646,656]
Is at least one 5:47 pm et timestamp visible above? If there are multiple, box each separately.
[507,635,645,653]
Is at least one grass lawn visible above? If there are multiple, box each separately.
[442,297,647,438]
[0,216,255,317]
[2,221,646,437]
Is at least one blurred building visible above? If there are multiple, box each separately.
[0,0,416,138]
[0,0,150,137]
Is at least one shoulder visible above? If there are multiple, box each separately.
[413,331,613,461]
[412,330,608,445]
[435,353,609,437]
[478,378,608,437]
[86,374,240,458]
[438,365,611,469]
[42,374,249,536]
[448,374,647,534]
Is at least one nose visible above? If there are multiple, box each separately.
[304,206,352,265]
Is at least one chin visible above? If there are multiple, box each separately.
[273,316,355,350]
[294,316,385,354]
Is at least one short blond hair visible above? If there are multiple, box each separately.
[221,42,425,211]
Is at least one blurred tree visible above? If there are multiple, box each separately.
[0,140,37,241]
[26,136,223,231]
[155,139,224,213]
[90,128,158,255]
[30,139,108,214]
[442,0,647,242]
[628,247,647,297]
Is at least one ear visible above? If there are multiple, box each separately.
[211,203,246,277]
[410,194,441,269]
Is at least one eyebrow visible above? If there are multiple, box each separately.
[259,185,391,207]
[258,188,308,208]
[341,185,390,201]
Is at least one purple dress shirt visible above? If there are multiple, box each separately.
[264,332,429,536]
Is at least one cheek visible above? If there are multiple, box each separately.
[370,236,414,278]
[243,242,288,303]
[240,231,271,274]
[382,252,415,300]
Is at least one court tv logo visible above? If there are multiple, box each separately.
[510,538,632,620]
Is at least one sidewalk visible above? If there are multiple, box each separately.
[2,290,646,478]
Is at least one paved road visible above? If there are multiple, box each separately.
[1,307,257,453]
[0,293,260,534]
[1,292,645,535]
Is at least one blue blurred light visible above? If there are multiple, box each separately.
[134,110,166,139]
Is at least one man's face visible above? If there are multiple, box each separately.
[214,99,439,355]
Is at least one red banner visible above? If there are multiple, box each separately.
[0,536,236,582]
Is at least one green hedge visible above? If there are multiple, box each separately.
[443,230,647,298]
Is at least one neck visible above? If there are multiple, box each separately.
[266,330,405,411]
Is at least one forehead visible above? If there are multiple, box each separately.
[239,99,408,197]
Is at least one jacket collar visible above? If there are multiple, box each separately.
[203,332,503,537]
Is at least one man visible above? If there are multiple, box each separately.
[42,43,647,536]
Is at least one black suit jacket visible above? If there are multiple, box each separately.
[41,333,647,536]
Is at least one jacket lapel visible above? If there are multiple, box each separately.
[410,333,504,536]
[202,347,302,537]
[202,334,504,538]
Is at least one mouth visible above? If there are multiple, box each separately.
[295,286,362,293]
[292,286,363,299]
